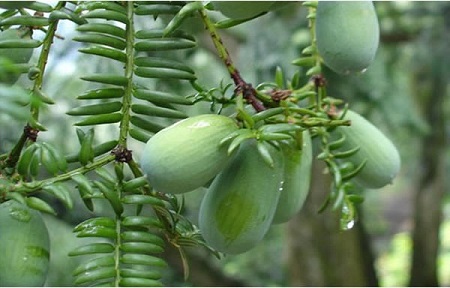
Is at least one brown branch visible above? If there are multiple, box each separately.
[198,8,266,112]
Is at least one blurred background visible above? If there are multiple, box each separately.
[0,1,449,286]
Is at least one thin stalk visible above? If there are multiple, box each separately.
[5,2,65,170]
[31,1,65,119]
[114,3,136,281]
[117,1,135,147]
[18,154,115,193]
[114,216,122,286]
[198,8,265,112]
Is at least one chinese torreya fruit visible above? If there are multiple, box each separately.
[336,110,401,189]
[199,139,284,255]
[212,1,275,19]
[0,200,50,286]
[140,114,239,194]
[273,130,312,224]
[0,27,34,85]
[315,1,380,74]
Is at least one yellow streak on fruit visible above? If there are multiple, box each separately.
[215,193,257,244]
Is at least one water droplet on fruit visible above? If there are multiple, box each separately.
[341,219,355,230]
[9,207,31,222]
[278,181,284,193]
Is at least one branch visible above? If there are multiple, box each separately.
[198,8,265,112]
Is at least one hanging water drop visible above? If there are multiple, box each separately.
[339,200,357,231]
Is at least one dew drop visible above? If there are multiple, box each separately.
[340,218,355,231]
[339,201,356,231]
[278,181,285,193]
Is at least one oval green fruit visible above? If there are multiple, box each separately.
[272,130,312,224]
[0,200,50,286]
[141,114,239,194]
[0,27,34,85]
[0,28,34,64]
[336,110,401,189]
[213,1,275,20]
[316,1,380,74]
[199,139,284,254]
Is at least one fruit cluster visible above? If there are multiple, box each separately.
[0,1,402,284]
[140,110,400,254]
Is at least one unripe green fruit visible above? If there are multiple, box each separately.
[213,1,275,19]
[199,139,284,254]
[0,1,34,9]
[141,114,239,194]
[273,130,312,224]
[316,1,380,74]
[336,110,401,189]
[0,28,34,64]
[0,200,50,286]
[0,28,34,85]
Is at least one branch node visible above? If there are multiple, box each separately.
[24,124,39,142]
[111,146,132,163]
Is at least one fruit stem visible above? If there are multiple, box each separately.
[5,2,65,171]
[16,154,116,194]
[198,8,265,112]
[30,1,65,120]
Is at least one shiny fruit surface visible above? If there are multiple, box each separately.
[141,114,239,194]
[0,200,50,286]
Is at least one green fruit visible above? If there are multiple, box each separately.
[272,130,312,224]
[199,139,284,254]
[0,200,50,286]
[0,1,34,9]
[0,27,34,84]
[213,1,275,19]
[141,114,239,194]
[316,2,379,74]
[0,28,34,64]
[336,110,401,189]
[268,2,296,13]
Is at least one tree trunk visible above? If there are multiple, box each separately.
[408,10,448,285]
[287,159,379,286]
[162,245,248,287]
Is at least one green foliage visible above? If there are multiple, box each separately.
[376,223,450,287]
